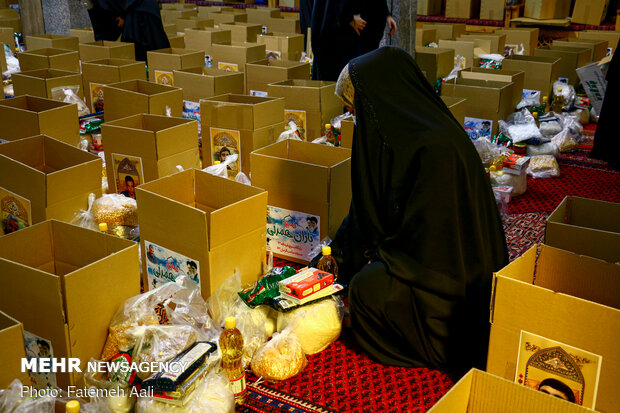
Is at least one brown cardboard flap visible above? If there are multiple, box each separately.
[0,311,29,388]
[565,196,620,233]
[201,93,284,130]
[328,156,352,237]
[267,79,337,112]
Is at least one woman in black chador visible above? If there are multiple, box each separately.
[329,47,508,371]
[590,51,620,169]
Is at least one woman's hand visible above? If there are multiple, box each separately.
[350,14,367,36]
[116,16,124,28]
[387,16,397,36]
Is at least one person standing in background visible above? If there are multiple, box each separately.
[357,0,397,55]
[300,0,314,51]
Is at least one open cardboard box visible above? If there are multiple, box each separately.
[428,369,592,412]
[245,59,310,96]
[167,34,186,49]
[460,33,507,54]
[257,32,304,61]
[201,94,284,175]
[340,118,354,149]
[26,34,79,51]
[17,48,80,72]
[207,11,247,25]
[0,311,30,388]
[546,196,620,263]
[495,28,540,55]
[0,16,21,33]
[422,23,467,40]
[174,67,244,102]
[251,140,351,264]
[0,135,102,227]
[459,67,525,108]
[267,79,343,140]
[136,169,267,297]
[81,58,147,113]
[198,5,236,18]
[0,220,140,388]
[101,114,200,192]
[502,55,561,98]
[416,28,437,47]
[571,0,609,26]
[415,46,456,84]
[12,68,84,100]
[103,79,183,120]
[524,0,571,19]
[441,96,467,125]
[0,27,13,51]
[210,42,266,72]
[147,47,205,86]
[487,244,620,413]
[175,16,214,33]
[220,22,263,43]
[183,27,232,53]
[0,95,78,144]
[438,39,476,68]
[161,8,197,24]
[552,38,608,63]
[246,7,281,23]
[534,46,591,86]
[69,27,95,43]
[577,30,620,54]
[264,16,300,34]
[79,40,135,62]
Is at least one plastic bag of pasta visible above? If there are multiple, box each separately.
[251,321,307,381]
[92,194,138,239]
[527,155,560,178]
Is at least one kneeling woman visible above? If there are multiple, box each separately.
[331,47,508,371]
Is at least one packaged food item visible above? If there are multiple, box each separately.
[527,155,560,178]
[477,53,504,69]
[316,246,338,281]
[51,86,90,116]
[490,169,527,196]
[499,109,543,143]
[538,114,562,137]
[277,121,303,142]
[551,128,578,153]
[202,154,237,179]
[552,81,575,113]
[80,117,104,134]
[238,266,297,308]
[502,153,530,175]
[219,317,246,404]
[92,194,139,227]
[251,324,307,381]
[279,267,334,302]
[526,142,559,156]
[70,193,98,231]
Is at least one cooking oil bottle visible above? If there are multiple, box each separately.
[220,317,246,404]
[317,246,338,282]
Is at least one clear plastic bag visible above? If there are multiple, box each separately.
[552,81,576,109]
[500,109,543,143]
[70,192,98,230]
[251,321,307,381]
[84,360,135,413]
[472,137,509,166]
[0,380,55,413]
[202,153,238,179]
[526,142,559,157]
[277,121,303,142]
[538,115,562,137]
[527,155,560,178]
[329,112,353,129]
[235,171,251,185]
[558,113,583,143]
[551,128,578,153]
[3,44,20,78]
[311,135,334,146]
[443,55,466,82]
[276,296,344,355]
[51,86,90,116]
[492,187,510,221]
[490,170,527,196]
[516,90,540,110]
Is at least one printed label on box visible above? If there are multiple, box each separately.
[284,109,307,140]
[218,62,239,72]
[267,205,320,261]
[89,82,105,113]
[111,153,145,199]
[145,240,200,290]
[154,70,174,86]
[24,331,57,389]
[266,50,282,60]
[0,186,31,236]
[250,90,268,97]
[183,100,201,136]
[464,117,492,139]
[210,127,240,179]
[516,331,602,409]
[205,55,213,68]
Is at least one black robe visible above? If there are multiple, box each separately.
[334,47,508,371]
[88,0,123,41]
[356,0,390,55]
[590,50,620,169]
[310,0,360,81]
[300,0,313,52]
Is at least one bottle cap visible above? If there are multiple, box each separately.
[66,400,80,413]
[98,222,108,232]
[325,123,331,129]
[225,317,236,329]
[558,88,562,92]
[214,161,221,165]
[532,112,538,117]
[489,165,497,172]
[322,246,331,256]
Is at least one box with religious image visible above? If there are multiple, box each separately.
[103,79,183,121]
[146,48,205,87]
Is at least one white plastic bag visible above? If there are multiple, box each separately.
[311,135,334,146]
[490,170,527,196]
[516,90,540,110]
[2,44,19,78]
[526,142,559,157]
[501,109,543,143]
[235,171,251,185]
[277,121,303,142]
[477,53,504,69]
[329,112,353,129]
[251,321,307,381]
[51,86,90,116]
[527,155,560,178]
[443,55,466,82]
[472,137,508,165]
[70,192,98,230]
[202,153,238,178]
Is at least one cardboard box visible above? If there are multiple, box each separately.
[102,114,199,192]
[175,16,213,33]
[246,7,281,23]
[552,38,608,62]
[69,27,95,43]
[576,56,610,115]
[422,23,467,41]
[81,58,147,113]
[264,17,300,34]
[445,0,480,19]
[184,27,232,53]
[103,79,183,121]
[414,46,455,84]
[200,94,284,174]
[480,0,505,20]
[0,311,29,388]
[0,220,140,387]
[487,244,620,413]
[167,34,185,49]
[571,0,609,26]
[0,17,20,33]
[460,33,506,54]
[0,41,5,73]
[174,67,245,102]
[245,59,310,96]
[441,96,467,125]
[208,11,247,25]
[17,48,80,72]
[416,28,437,47]
[495,28,539,55]
[577,30,620,54]
[163,22,176,36]
[26,34,79,51]
[534,46,591,86]
[210,42,266,72]
[79,40,135,62]
[197,6,234,18]
[502,55,561,97]
[340,118,354,149]
[0,8,17,18]
[267,79,343,140]
[546,196,620,263]
[12,69,84,100]
[524,0,571,19]
[0,27,13,50]
[0,135,102,225]
[0,96,78,144]
[136,169,267,297]
[147,47,204,86]
[279,0,299,7]
[442,78,514,135]
[459,67,524,108]
[251,140,351,263]
[418,0,442,15]
[457,36,494,55]
[437,40,475,68]
[161,9,197,24]
[257,32,304,61]
[428,369,593,412]
[162,3,196,10]
[220,22,263,43]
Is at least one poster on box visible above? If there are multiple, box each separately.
[210,127,240,179]
[464,117,492,139]
[111,153,144,199]
[284,109,307,139]
[145,240,200,290]
[515,331,602,409]
[218,62,239,72]
[266,50,281,60]
[24,331,57,389]
[154,70,174,86]
[89,82,105,113]
[0,186,31,236]
[267,205,320,261]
